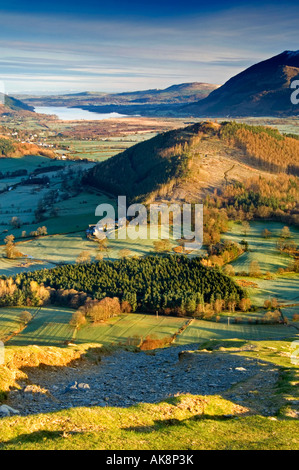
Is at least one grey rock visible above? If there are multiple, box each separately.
[6,343,276,416]
[0,405,20,417]
[77,383,90,391]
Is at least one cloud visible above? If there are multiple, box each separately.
[0,4,299,93]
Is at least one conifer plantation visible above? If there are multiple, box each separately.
[11,255,244,314]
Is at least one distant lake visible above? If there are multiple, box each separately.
[34,106,128,121]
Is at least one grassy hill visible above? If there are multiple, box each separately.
[0,94,34,113]
[1,393,298,450]
[85,120,299,204]
[84,121,201,202]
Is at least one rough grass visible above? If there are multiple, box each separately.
[0,338,298,449]
[0,395,297,450]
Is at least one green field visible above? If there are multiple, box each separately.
[0,154,73,173]
[7,307,74,346]
[174,318,296,345]
[7,310,187,346]
[223,220,299,274]
[7,189,114,238]
[3,308,295,347]
[0,157,96,243]
[0,257,54,277]
[237,274,299,306]
[57,134,157,161]
[0,225,176,274]
[221,221,299,311]
[0,307,24,341]
[75,314,187,345]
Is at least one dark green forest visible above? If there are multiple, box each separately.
[14,255,244,313]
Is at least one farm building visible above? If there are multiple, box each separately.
[86,218,127,238]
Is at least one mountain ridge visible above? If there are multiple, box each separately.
[183,51,299,117]
[0,94,34,113]
[15,82,218,108]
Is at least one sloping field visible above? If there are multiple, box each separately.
[5,231,150,265]
[12,232,98,264]
[174,318,295,345]
[0,257,54,277]
[0,307,24,341]
[75,314,187,345]
[3,225,175,268]
[237,274,299,307]
[282,306,299,321]
[232,250,291,274]
[223,221,299,274]
[8,307,74,346]
[0,183,51,226]
[4,308,296,348]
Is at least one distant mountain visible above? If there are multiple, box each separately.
[183,51,299,117]
[16,82,218,109]
[112,82,218,104]
[0,93,34,113]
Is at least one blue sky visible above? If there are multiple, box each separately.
[0,0,299,94]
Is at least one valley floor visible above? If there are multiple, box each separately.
[0,114,299,450]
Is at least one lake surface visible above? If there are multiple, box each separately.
[34,106,128,121]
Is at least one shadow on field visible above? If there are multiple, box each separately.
[0,429,83,447]
[124,413,241,434]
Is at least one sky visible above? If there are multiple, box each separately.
[0,0,299,95]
